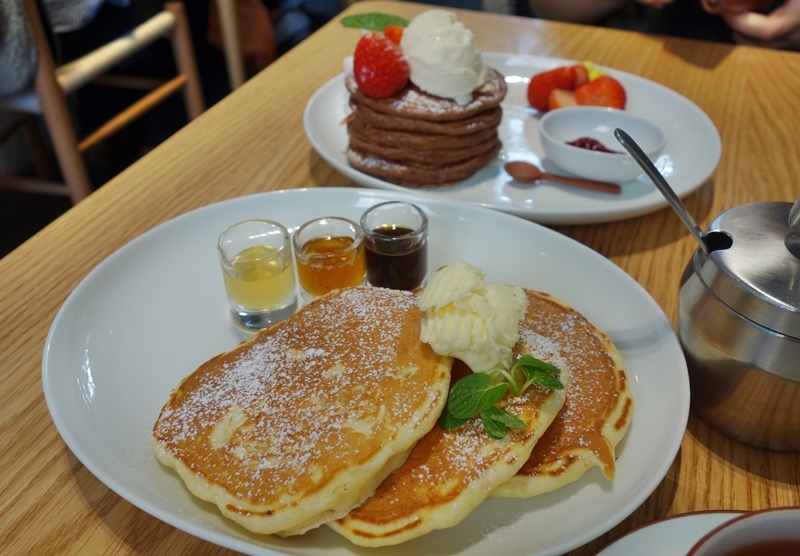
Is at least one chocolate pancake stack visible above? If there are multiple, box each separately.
[345,68,507,188]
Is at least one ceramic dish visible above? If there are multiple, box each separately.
[304,53,721,225]
[43,187,690,556]
[596,512,745,555]
[539,106,666,182]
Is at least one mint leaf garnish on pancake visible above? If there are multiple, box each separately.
[442,355,564,438]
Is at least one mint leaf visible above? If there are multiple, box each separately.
[440,354,563,438]
[480,411,510,439]
[517,355,564,391]
[340,13,409,31]
[440,409,469,430]
[482,405,526,429]
[447,373,508,419]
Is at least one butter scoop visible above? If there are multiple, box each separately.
[419,261,528,373]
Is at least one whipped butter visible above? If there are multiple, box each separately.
[400,10,487,105]
[419,261,528,373]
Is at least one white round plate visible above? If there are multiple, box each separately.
[42,187,689,556]
[303,53,721,225]
[596,512,746,555]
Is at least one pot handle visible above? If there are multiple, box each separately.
[790,197,800,234]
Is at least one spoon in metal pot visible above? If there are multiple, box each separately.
[614,128,731,255]
[504,161,621,194]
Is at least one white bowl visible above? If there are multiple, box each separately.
[539,106,666,183]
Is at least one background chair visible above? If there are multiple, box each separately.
[0,0,205,205]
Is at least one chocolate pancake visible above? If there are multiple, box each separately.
[343,66,507,188]
[152,287,453,537]
[347,140,501,188]
[350,101,503,136]
[347,127,500,166]
[492,290,633,498]
[347,117,499,151]
[345,68,506,122]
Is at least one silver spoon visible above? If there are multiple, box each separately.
[614,128,722,255]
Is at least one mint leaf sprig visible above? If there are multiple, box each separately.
[340,13,409,32]
[440,355,564,439]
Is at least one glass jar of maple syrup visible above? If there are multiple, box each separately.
[293,216,366,304]
[360,201,428,291]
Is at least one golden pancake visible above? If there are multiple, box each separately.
[152,287,453,536]
[492,290,633,498]
[328,300,569,547]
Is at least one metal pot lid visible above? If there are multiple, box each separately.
[696,200,800,339]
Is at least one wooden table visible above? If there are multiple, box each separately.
[2,2,799,554]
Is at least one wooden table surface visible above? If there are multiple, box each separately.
[2,2,799,554]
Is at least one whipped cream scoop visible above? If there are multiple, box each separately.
[400,10,486,105]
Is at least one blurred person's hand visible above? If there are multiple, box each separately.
[634,0,675,9]
[722,0,800,49]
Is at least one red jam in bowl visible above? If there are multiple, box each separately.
[567,137,621,154]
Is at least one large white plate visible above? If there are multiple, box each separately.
[596,512,745,555]
[304,53,721,225]
[43,187,689,556]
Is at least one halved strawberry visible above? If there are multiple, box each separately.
[571,64,589,87]
[548,89,578,111]
[527,66,577,111]
[383,24,404,45]
[353,32,409,98]
[575,75,627,109]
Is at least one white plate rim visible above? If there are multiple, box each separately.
[596,511,747,555]
[42,187,690,556]
[303,52,721,225]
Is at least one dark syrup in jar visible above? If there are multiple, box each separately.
[364,225,427,291]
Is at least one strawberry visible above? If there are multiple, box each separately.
[575,75,627,109]
[527,66,576,111]
[353,32,409,98]
[383,24,404,45]
[571,63,589,87]
[548,89,578,111]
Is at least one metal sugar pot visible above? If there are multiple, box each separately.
[616,129,800,450]
[679,199,800,450]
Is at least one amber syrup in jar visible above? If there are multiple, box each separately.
[364,225,427,291]
[295,236,366,297]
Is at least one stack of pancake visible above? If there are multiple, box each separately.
[345,67,507,188]
[152,285,632,546]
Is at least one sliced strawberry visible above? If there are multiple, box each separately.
[571,64,589,87]
[548,89,578,111]
[383,24,404,45]
[575,75,627,109]
[353,32,409,98]
[527,66,577,111]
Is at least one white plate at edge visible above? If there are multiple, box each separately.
[596,511,746,555]
[42,187,689,556]
[304,53,721,225]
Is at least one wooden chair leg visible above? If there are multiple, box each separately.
[19,115,57,180]
[24,0,92,204]
[165,1,206,121]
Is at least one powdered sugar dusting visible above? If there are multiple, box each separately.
[153,287,447,504]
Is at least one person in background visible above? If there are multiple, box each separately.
[526,0,800,50]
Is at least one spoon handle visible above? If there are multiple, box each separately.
[539,172,621,194]
[614,128,710,254]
